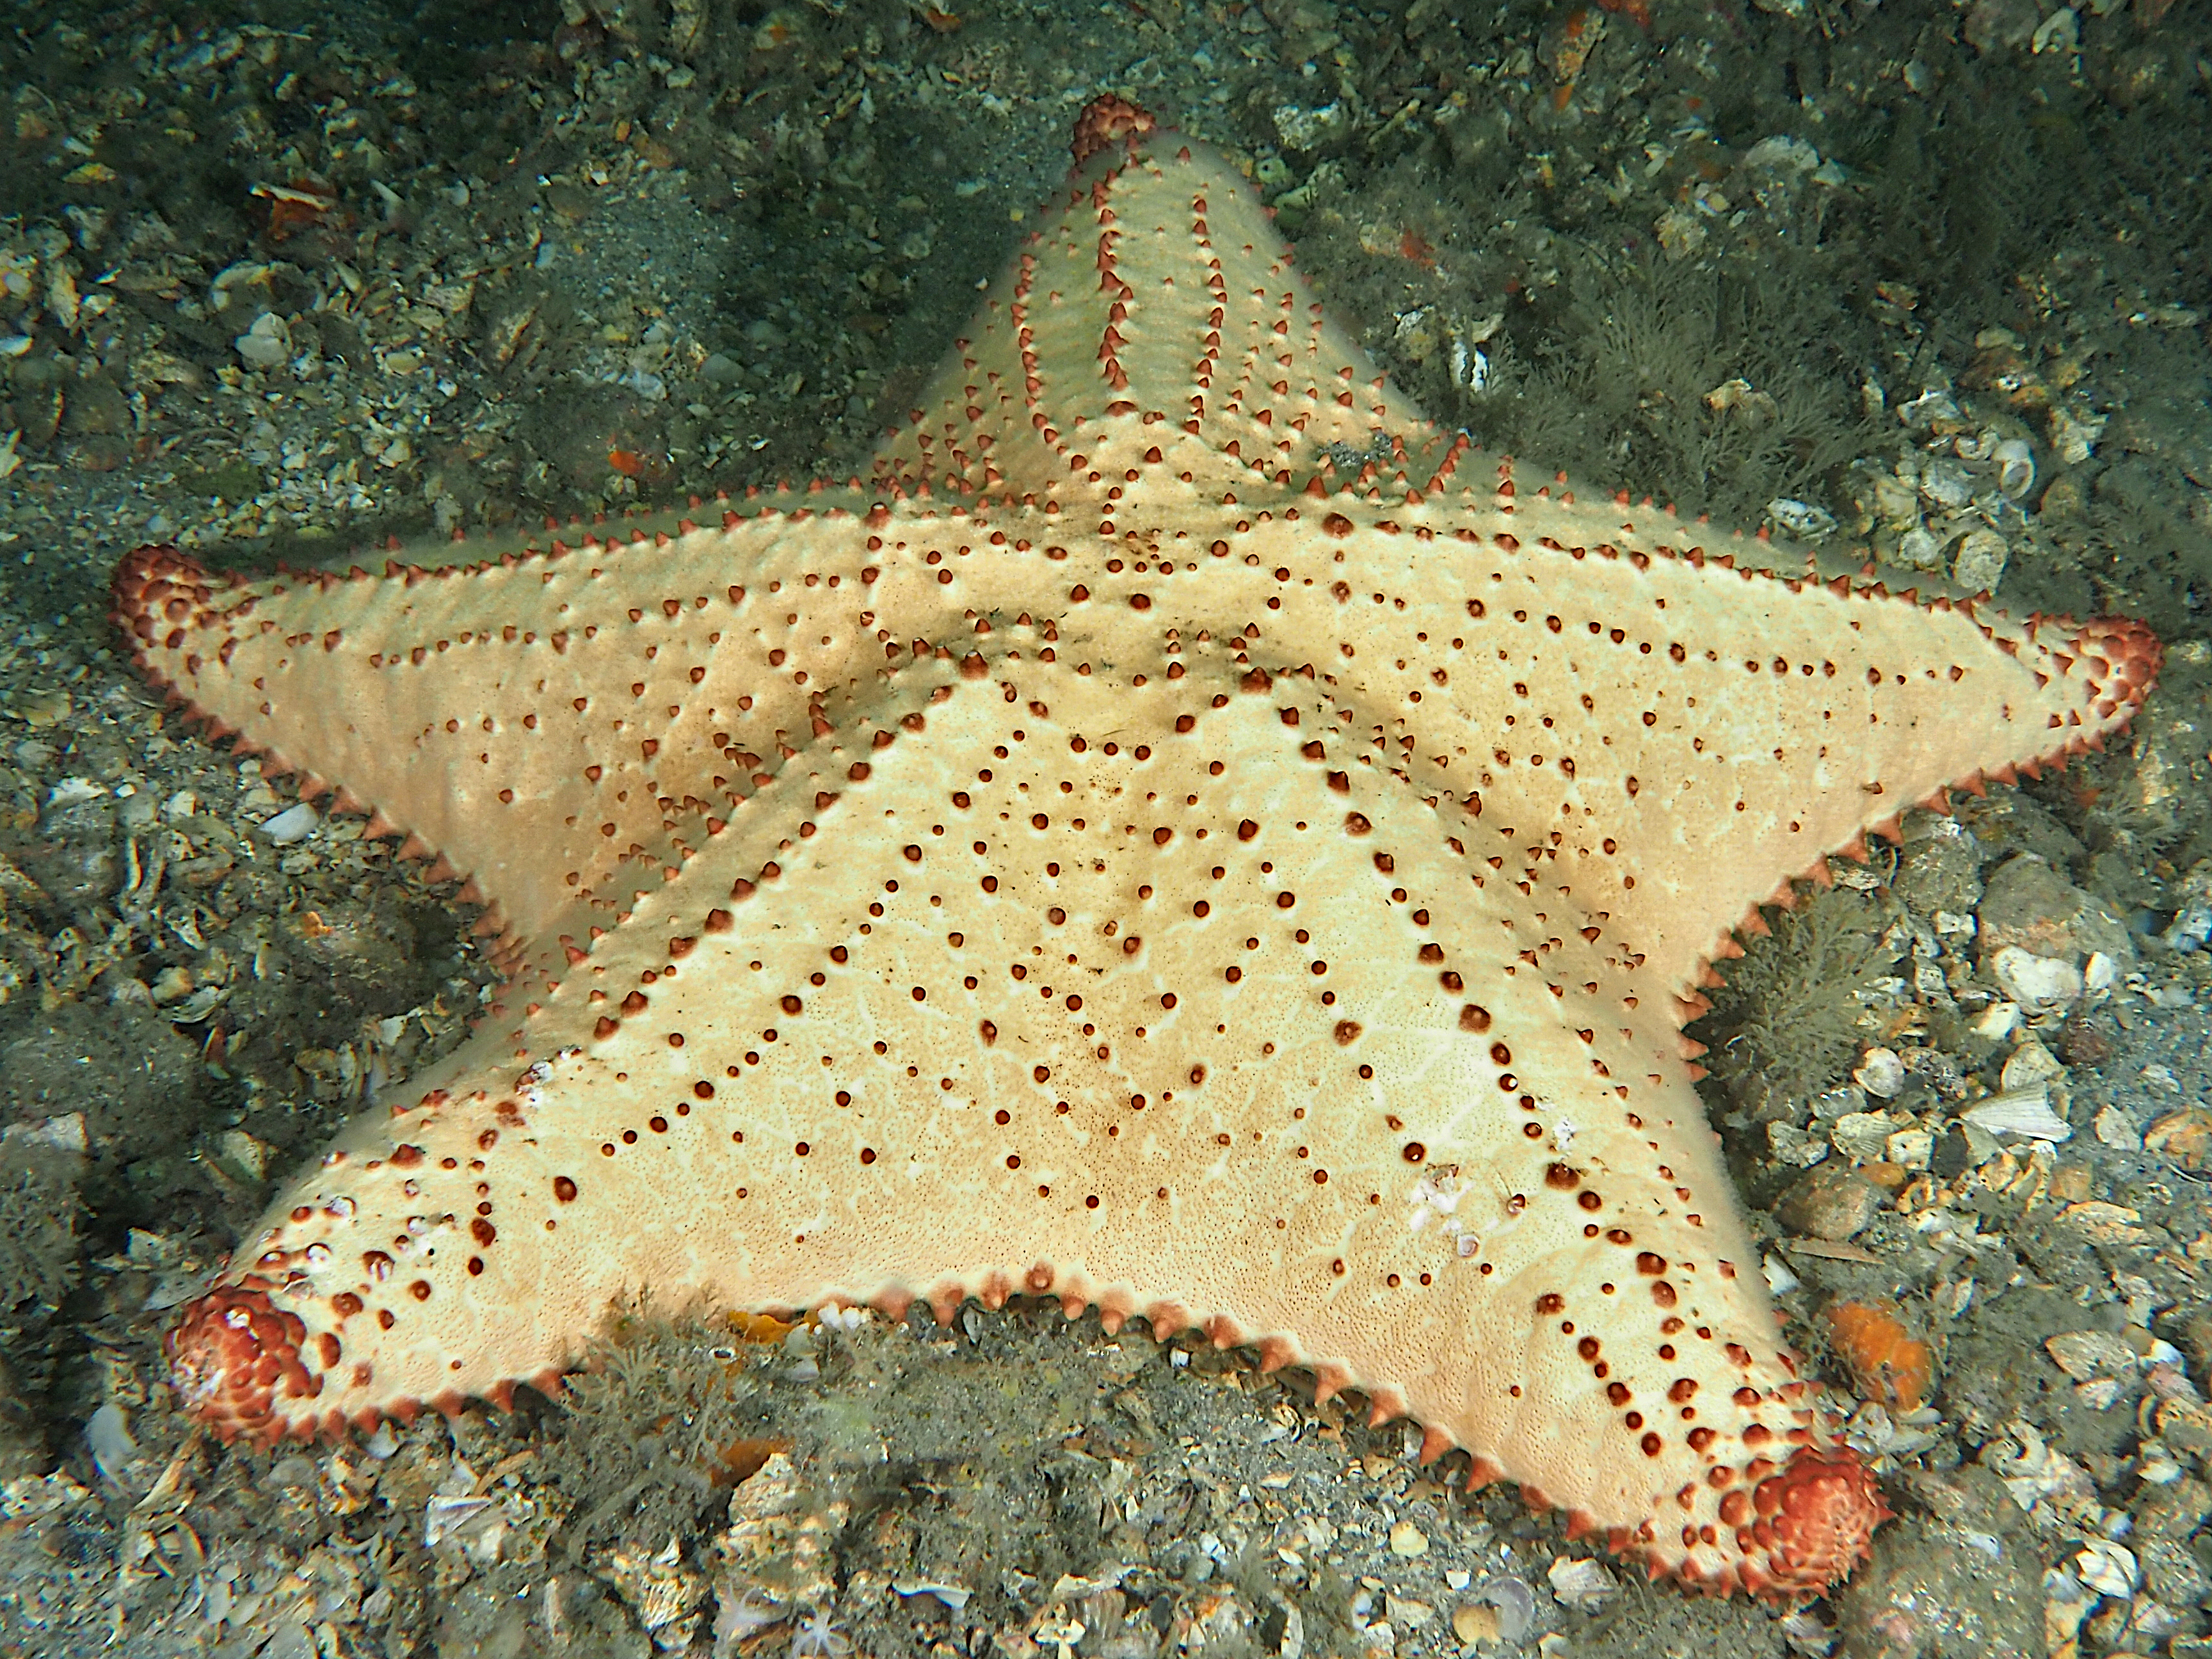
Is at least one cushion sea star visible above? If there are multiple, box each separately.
[113,97,2158,1597]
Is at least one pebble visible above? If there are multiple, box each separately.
[1976,854,2137,967]
[1386,1519,1427,1558]
[1775,1164,1882,1240]
[259,801,320,844]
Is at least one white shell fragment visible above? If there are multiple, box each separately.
[235,309,292,369]
[259,801,320,844]
[1765,497,1837,539]
[1951,527,2008,595]
[1853,1046,1906,1099]
[1832,1110,1903,1162]
[1989,945,2083,1010]
[2000,1039,2064,1092]
[2044,1331,2138,1381]
[2075,1539,2140,1599]
[1962,1086,2073,1142]
[1546,1555,1620,1610]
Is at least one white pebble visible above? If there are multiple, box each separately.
[259,801,320,844]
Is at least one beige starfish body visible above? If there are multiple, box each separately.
[117,100,2156,1597]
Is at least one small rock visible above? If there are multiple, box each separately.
[1950,526,2008,594]
[259,801,319,844]
[1545,1556,1617,1611]
[1777,1164,1881,1240]
[1976,854,2136,968]
[1450,1604,1498,1645]
[1387,1519,1427,1558]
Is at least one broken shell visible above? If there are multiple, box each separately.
[2044,1330,2137,1381]
[1852,1046,1906,1099]
[2075,1539,2140,1599]
[1961,1085,2072,1142]
[1950,526,2008,595]
[604,1535,707,1647]
[1546,1555,1619,1610]
[1918,456,1974,509]
[1989,945,2082,1011]
[1765,497,1837,539]
[422,1493,494,1549]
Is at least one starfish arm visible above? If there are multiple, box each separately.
[114,497,919,959]
[1129,480,2159,1009]
[872,124,1448,504]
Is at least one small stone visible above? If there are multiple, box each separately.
[1765,1119,1831,1169]
[218,1128,272,1180]
[1384,1593,1433,1629]
[1387,1519,1427,1558]
[259,801,320,844]
[1451,1604,1498,1645]
[1951,526,2008,594]
[1776,1164,1881,1240]
[1545,1556,1618,1610]
[1976,853,2136,968]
